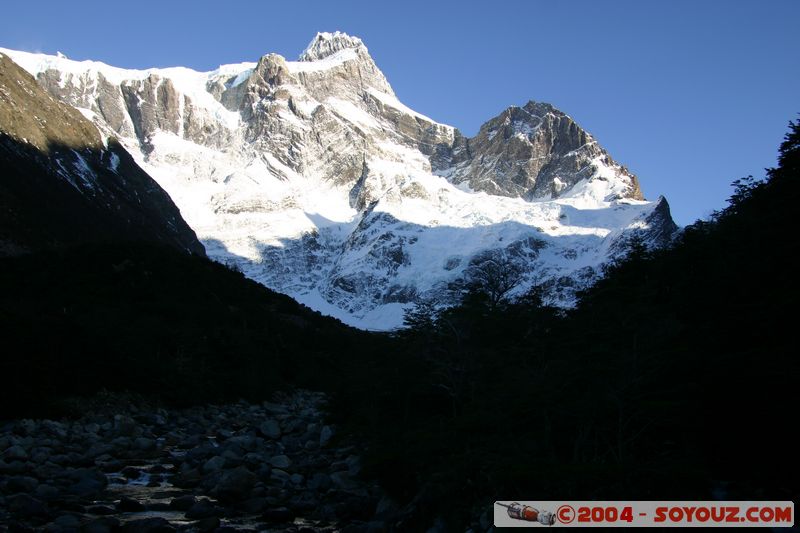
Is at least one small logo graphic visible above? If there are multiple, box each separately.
[495,501,794,527]
[496,502,556,526]
[557,504,576,524]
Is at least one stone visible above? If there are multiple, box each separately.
[110,437,132,450]
[192,517,220,532]
[119,517,175,532]
[242,452,264,467]
[262,402,289,415]
[270,469,290,484]
[117,496,146,512]
[113,416,138,437]
[215,466,256,502]
[121,466,142,479]
[202,456,225,472]
[31,450,51,464]
[66,468,107,496]
[307,472,332,491]
[330,471,358,490]
[8,493,50,518]
[3,444,28,461]
[268,454,291,469]
[171,468,201,489]
[53,513,82,528]
[18,419,37,435]
[168,494,196,511]
[238,496,268,514]
[34,484,60,501]
[80,517,121,533]
[6,475,39,493]
[288,492,318,513]
[261,506,294,523]
[373,495,400,520]
[96,459,123,473]
[185,499,218,520]
[220,448,242,464]
[146,502,171,512]
[57,499,87,513]
[86,505,116,515]
[133,437,156,452]
[319,426,334,447]
[258,420,281,439]
[346,454,361,475]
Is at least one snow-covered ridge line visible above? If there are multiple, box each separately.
[299,31,366,62]
[0,33,676,330]
[0,47,256,86]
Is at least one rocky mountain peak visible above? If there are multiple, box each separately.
[1,45,675,329]
[253,53,291,87]
[447,99,644,201]
[298,31,367,62]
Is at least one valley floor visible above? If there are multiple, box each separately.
[0,391,392,533]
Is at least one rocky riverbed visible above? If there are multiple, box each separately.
[0,390,398,532]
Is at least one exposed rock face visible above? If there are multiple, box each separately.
[0,53,205,256]
[443,101,643,201]
[1,34,677,328]
[299,31,368,62]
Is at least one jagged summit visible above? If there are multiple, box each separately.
[298,31,366,62]
[1,43,676,329]
[447,100,645,201]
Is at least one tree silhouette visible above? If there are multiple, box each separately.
[464,251,524,310]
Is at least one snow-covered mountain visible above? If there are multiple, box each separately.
[0,52,204,256]
[1,32,677,329]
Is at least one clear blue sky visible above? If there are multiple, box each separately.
[2,0,797,224]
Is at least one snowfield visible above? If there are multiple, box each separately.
[1,33,675,329]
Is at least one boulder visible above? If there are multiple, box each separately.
[3,444,28,461]
[66,468,107,496]
[261,506,294,523]
[202,456,225,472]
[119,517,175,532]
[117,496,146,512]
[192,517,220,532]
[34,484,60,501]
[319,426,334,447]
[308,472,332,491]
[80,517,121,533]
[258,420,281,440]
[6,475,39,493]
[86,505,116,515]
[215,466,256,502]
[8,493,50,518]
[133,437,156,452]
[53,513,82,529]
[168,494,196,511]
[185,499,219,520]
[268,455,291,469]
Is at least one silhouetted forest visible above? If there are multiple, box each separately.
[0,244,372,417]
[328,119,799,525]
[1,120,797,527]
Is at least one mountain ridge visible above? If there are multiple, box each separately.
[1,34,677,328]
[0,52,205,256]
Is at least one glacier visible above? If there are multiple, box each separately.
[1,32,677,330]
